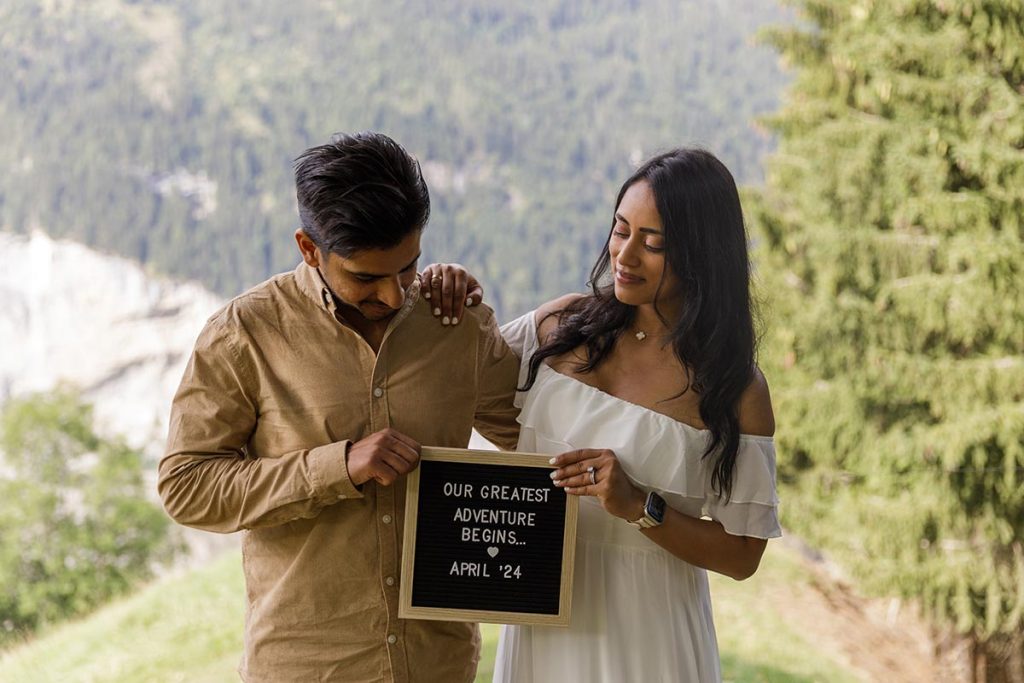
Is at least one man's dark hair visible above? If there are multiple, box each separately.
[294,131,430,256]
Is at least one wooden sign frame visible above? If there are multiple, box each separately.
[399,446,578,626]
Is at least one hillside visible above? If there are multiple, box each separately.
[0,540,940,683]
[0,231,222,459]
[0,232,237,568]
[0,0,790,319]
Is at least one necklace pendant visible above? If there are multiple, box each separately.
[635,331,647,341]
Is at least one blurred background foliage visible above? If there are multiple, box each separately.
[0,390,177,645]
[0,0,788,318]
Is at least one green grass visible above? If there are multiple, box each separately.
[0,553,245,683]
[1,545,858,682]
[709,549,861,683]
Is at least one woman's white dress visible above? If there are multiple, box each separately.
[493,312,782,683]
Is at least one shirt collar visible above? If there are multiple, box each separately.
[293,261,422,326]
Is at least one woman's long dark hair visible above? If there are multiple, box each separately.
[522,148,757,499]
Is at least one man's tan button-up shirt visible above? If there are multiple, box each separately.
[158,262,521,682]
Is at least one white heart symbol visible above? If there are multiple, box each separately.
[486,547,499,558]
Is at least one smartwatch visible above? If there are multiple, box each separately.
[627,491,665,529]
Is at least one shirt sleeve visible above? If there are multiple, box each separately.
[157,311,362,533]
[472,306,522,451]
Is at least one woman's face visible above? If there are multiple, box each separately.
[608,180,678,308]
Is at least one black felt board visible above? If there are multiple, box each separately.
[409,459,568,615]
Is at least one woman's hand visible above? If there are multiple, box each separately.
[418,263,484,325]
[549,448,647,522]
[553,451,768,580]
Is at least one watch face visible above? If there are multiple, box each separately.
[647,492,666,523]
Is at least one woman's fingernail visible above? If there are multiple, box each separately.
[442,316,450,325]
[433,307,441,316]
[424,292,431,299]
[466,297,473,306]
[548,457,557,465]
[451,316,458,325]
[549,470,557,479]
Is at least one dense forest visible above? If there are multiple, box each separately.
[0,0,789,318]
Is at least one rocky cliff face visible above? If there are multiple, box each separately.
[0,231,224,459]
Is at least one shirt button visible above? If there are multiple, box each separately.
[373,387,384,398]
[382,514,392,524]
[385,576,395,586]
[387,635,397,645]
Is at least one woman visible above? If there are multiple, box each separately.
[421,148,780,682]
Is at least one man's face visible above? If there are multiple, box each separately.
[296,229,422,323]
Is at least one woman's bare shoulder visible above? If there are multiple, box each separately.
[534,293,586,344]
[738,367,776,437]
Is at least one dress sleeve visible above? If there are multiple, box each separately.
[701,437,782,540]
[499,311,537,409]
[499,311,537,359]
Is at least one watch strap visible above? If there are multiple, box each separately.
[627,491,664,529]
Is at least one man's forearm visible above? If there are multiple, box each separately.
[158,440,359,533]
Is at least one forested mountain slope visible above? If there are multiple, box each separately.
[1,0,789,318]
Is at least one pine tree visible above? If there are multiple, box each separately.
[748,2,1024,680]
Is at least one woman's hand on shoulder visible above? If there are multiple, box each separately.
[534,292,586,344]
[738,368,775,437]
[418,263,484,326]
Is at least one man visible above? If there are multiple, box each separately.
[158,132,520,682]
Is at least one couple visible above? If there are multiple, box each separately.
[158,131,780,683]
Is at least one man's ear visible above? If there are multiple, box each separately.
[295,229,321,268]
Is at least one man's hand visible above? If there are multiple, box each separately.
[346,428,421,487]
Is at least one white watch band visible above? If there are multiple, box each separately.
[627,512,658,529]
[627,491,664,529]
